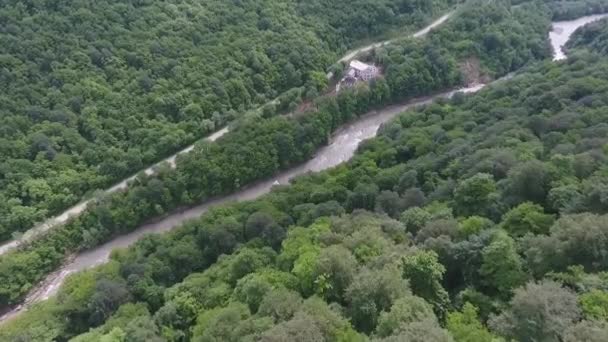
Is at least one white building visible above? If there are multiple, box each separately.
[336,59,380,92]
[348,60,379,81]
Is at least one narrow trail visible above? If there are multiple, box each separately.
[0,127,229,256]
[327,12,454,79]
[338,12,453,63]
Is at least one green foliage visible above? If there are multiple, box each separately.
[257,288,303,322]
[453,173,498,217]
[298,296,365,342]
[400,207,432,234]
[0,299,65,342]
[312,245,358,302]
[258,313,324,341]
[490,281,581,342]
[501,202,555,237]
[546,0,608,20]
[191,303,252,342]
[375,295,438,338]
[346,266,410,333]
[232,274,274,313]
[580,289,608,321]
[479,231,526,296]
[292,249,321,296]
[447,303,498,342]
[568,17,608,55]
[458,216,494,238]
[372,318,453,342]
[563,320,608,342]
[523,214,608,276]
[402,250,450,319]
[505,160,556,206]
[546,265,608,293]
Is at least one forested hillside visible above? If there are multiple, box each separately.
[5,0,608,340]
[6,48,608,342]
[0,0,552,313]
[377,0,550,89]
[544,0,608,19]
[568,17,608,54]
[0,0,453,240]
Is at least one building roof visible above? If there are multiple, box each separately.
[350,60,373,71]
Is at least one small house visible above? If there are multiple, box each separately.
[348,60,379,81]
[336,59,380,92]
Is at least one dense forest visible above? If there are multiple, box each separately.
[5,35,608,342]
[544,0,608,19]
[0,0,454,240]
[5,0,608,340]
[0,0,553,313]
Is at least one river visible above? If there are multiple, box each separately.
[550,13,608,60]
[0,12,455,257]
[0,84,487,323]
[0,12,604,324]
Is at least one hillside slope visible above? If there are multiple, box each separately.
[0,0,453,240]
